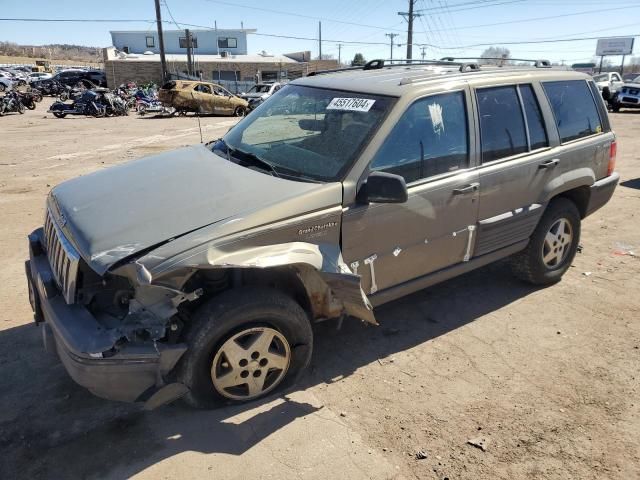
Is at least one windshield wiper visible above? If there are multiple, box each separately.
[228,146,281,178]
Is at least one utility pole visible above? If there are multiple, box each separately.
[337,43,342,65]
[318,21,322,59]
[154,0,167,82]
[420,45,427,60]
[398,0,421,61]
[185,29,193,76]
[385,33,399,61]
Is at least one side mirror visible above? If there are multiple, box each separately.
[357,171,408,204]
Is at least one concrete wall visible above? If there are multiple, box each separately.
[104,59,339,88]
[110,30,249,55]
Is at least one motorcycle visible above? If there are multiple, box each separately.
[101,90,129,116]
[0,91,25,116]
[16,90,43,110]
[33,80,66,97]
[48,90,106,118]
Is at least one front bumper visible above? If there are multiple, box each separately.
[585,172,619,217]
[26,228,187,407]
[616,94,640,107]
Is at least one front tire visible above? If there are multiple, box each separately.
[511,197,581,285]
[177,288,313,409]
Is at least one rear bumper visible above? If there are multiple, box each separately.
[26,228,187,406]
[585,172,619,217]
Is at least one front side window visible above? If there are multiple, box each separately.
[194,84,212,94]
[543,80,602,143]
[146,36,155,48]
[214,85,394,182]
[477,86,528,162]
[371,91,469,183]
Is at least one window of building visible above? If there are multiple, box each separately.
[542,80,602,143]
[519,85,548,150]
[217,37,238,49]
[262,71,279,82]
[477,86,528,162]
[146,36,155,48]
[370,91,469,183]
[179,36,198,48]
[212,70,241,81]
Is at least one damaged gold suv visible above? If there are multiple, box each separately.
[158,80,249,116]
[26,58,619,409]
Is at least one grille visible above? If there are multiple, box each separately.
[43,209,80,304]
[622,97,639,104]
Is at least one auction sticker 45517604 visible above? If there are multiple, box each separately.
[327,98,376,112]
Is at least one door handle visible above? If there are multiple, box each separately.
[539,159,560,169]
[452,183,479,195]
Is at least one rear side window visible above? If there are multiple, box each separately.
[477,86,528,162]
[519,85,548,150]
[543,80,602,143]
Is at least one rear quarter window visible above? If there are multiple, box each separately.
[542,80,603,143]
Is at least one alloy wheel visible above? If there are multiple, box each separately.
[211,326,290,400]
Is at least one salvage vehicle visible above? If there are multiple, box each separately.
[239,82,285,110]
[593,71,624,100]
[608,76,640,112]
[26,58,618,409]
[158,80,249,116]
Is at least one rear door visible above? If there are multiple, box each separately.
[473,80,610,258]
[342,88,480,295]
[473,83,558,256]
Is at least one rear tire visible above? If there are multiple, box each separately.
[511,197,581,285]
[234,106,246,117]
[53,111,67,118]
[177,288,313,409]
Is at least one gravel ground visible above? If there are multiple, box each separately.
[0,106,638,479]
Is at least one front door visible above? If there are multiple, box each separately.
[342,89,479,295]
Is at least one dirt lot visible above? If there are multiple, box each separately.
[0,106,638,480]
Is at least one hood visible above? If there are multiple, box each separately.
[241,93,268,99]
[50,144,336,275]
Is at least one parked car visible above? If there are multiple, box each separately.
[0,76,12,92]
[40,69,106,88]
[592,71,624,100]
[28,72,53,83]
[622,72,640,82]
[158,80,249,116]
[239,82,285,110]
[608,76,640,112]
[26,59,618,409]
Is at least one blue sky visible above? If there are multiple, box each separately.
[1,0,638,65]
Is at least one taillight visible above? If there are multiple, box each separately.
[607,140,617,176]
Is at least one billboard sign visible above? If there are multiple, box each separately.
[596,37,635,56]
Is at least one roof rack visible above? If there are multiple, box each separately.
[440,57,552,68]
[307,58,469,76]
[306,56,553,77]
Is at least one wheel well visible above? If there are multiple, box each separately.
[555,186,590,218]
[183,266,313,319]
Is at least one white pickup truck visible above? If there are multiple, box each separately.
[592,72,624,100]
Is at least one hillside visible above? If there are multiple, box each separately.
[0,41,103,64]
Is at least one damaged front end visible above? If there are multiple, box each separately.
[28,221,376,408]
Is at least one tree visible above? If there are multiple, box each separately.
[351,53,366,66]
[480,46,511,65]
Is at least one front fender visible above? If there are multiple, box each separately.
[127,242,376,325]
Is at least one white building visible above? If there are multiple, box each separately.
[110,28,255,56]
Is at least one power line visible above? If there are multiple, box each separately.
[203,0,407,33]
